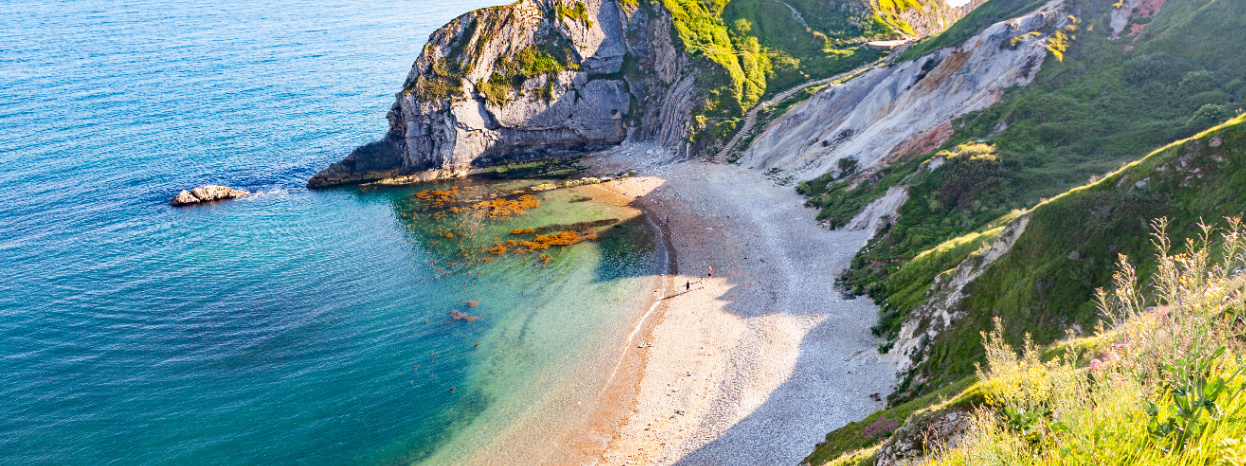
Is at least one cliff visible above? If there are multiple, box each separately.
[308,0,985,188]
[308,0,696,187]
[740,0,1069,181]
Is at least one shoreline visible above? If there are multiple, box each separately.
[542,181,679,465]
[577,146,898,465]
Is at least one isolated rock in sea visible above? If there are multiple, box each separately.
[170,185,250,206]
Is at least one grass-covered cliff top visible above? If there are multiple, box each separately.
[651,0,934,151]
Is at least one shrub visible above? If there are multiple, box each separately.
[1189,104,1234,128]
[1124,54,1195,86]
[930,218,1246,464]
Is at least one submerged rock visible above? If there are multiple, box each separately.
[170,185,249,206]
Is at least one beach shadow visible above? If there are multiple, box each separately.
[621,169,895,465]
[672,315,887,465]
[588,210,673,284]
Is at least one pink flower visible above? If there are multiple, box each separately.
[1090,359,1103,371]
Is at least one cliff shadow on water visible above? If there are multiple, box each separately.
[317,164,663,462]
[335,164,661,284]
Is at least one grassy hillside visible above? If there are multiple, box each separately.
[796,0,1246,400]
[897,0,1050,59]
[647,0,926,152]
[816,215,1246,464]
[811,224,1246,465]
[896,114,1246,400]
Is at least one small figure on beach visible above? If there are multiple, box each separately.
[686,281,690,291]
[707,265,713,277]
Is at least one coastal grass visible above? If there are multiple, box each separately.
[924,221,1246,464]
[893,115,1246,402]
[803,376,982,465]
[796,0,1246,402]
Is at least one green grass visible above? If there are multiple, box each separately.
[721,0,880,97]
[898,0,1051,60]
[796,0,1246,403]
[896,114,1246,402]
[804,376,984,465]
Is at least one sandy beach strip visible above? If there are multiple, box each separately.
[579,146,899,465]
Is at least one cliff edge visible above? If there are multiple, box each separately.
[308,0,984,188]
[308,0,693,187]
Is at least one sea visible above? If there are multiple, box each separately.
[0,0,659,463]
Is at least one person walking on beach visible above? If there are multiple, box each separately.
[707,265,713,278]
[686,281,690,291]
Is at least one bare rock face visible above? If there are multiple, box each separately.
[170,185,250,206]
[307,0,991,188]
[741,0,1071,182]
[308,0,694,188]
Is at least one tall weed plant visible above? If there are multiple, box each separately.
[933,218,1246,465]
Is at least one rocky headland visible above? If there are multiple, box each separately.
[307,0,986,189]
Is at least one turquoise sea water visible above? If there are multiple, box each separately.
[0,1,657,463]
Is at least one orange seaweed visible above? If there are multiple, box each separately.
[449,310,480,322]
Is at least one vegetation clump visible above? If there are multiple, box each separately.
[554,1,594,28]
[926,219,1246,464]
[477,29,580,105]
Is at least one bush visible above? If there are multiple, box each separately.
[1124,54,1195,86]
[1189,104,1235,128]
[1178,70,1215,95]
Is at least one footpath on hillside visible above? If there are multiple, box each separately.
[714,48,907,163]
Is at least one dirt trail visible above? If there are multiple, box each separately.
[714,53,897,163]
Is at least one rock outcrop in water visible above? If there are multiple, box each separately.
[308,0,697,188]
[170,185,250,206]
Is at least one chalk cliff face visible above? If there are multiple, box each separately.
[308,0,996,188]
[309,0,695,187]
[740,0,1071,181]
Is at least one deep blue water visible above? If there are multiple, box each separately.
[0,1,656,463]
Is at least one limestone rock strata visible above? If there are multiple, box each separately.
[740,0,1071,181]
[308,0,693,188]
[170,185,250,206]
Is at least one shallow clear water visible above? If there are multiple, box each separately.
[0,1,656,463]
